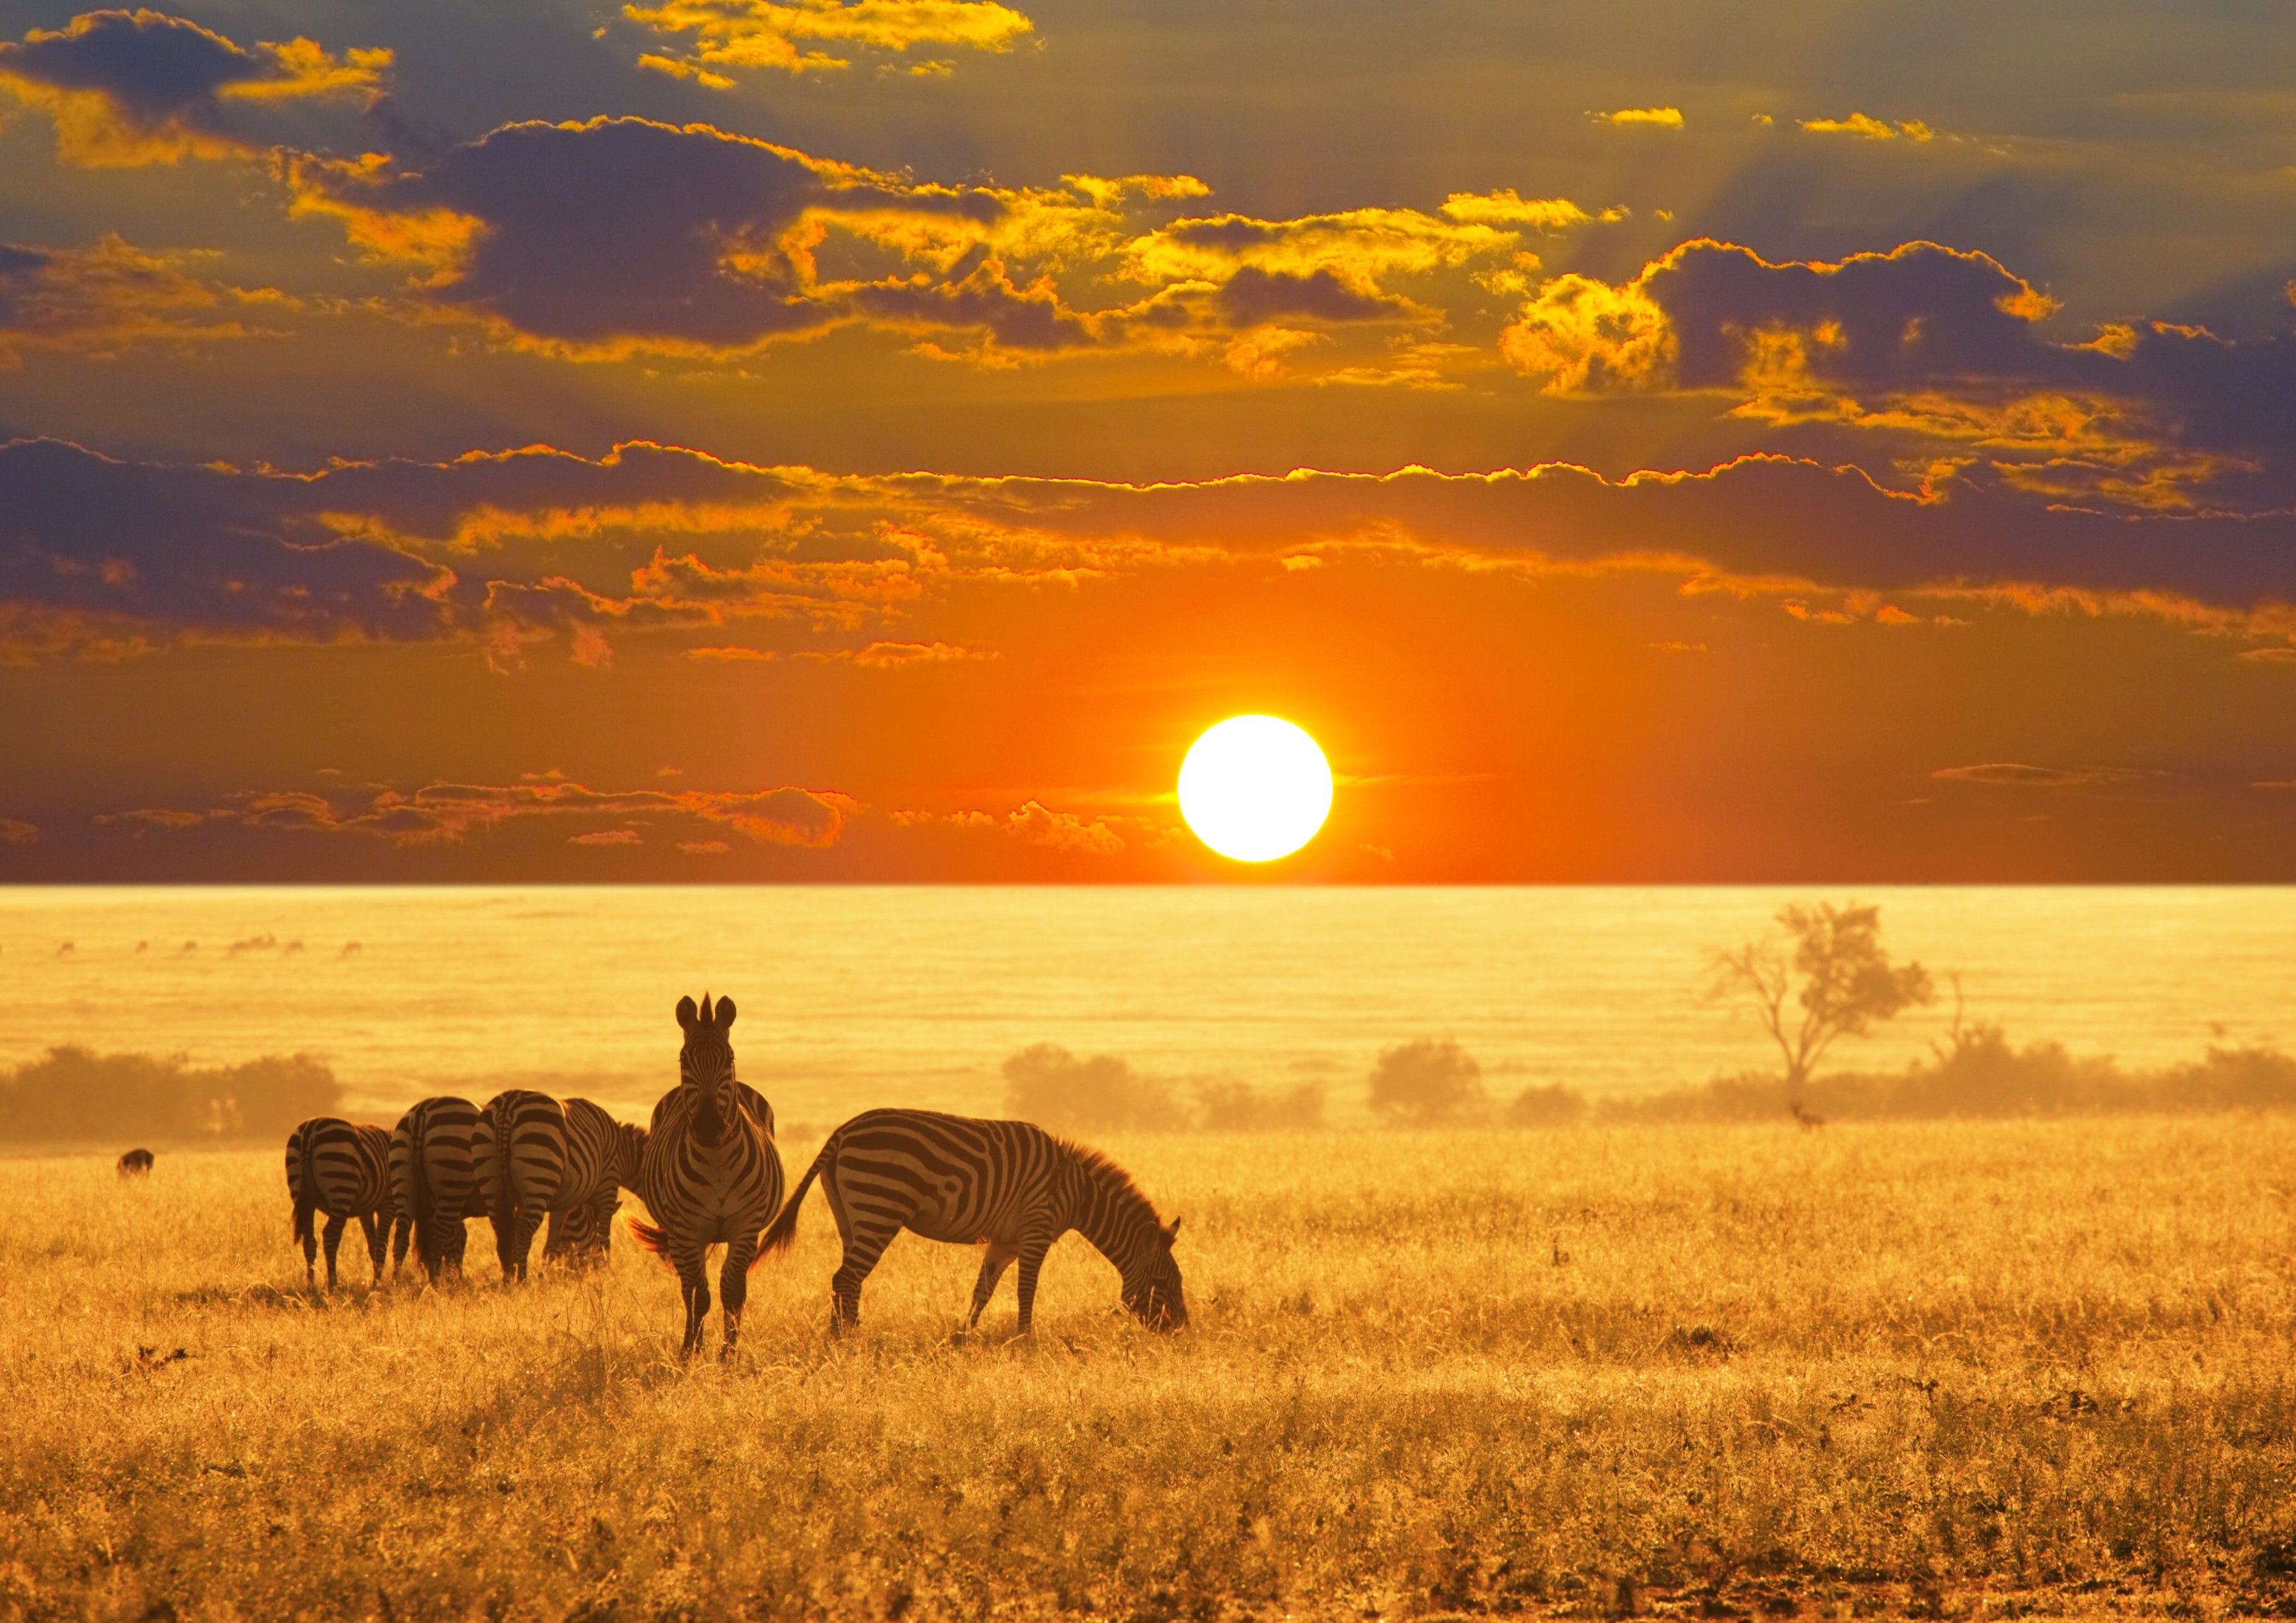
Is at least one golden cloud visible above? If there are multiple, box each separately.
[0,11,388,167]
[1497,272,1676,392]
[623,0,1033,78]
[1800,112,1934,142]
[1595,107,1683,129]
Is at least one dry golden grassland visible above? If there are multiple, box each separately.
[3,1118,2294,1622]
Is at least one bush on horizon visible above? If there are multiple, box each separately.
[0,1045,342,1145]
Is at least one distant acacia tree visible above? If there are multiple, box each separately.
[1709,901,1934,1112]
[1367,1038,1491,1126]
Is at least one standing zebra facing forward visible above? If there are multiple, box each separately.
[285,1117,396,1290]
[632,994,783,1358]
[543,1099,646,1267]
[389,1096,484,1283]
[759,1109,1186,1335]
[475,1089,567,1281]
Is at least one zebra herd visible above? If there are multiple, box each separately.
[283,992,1188,1355]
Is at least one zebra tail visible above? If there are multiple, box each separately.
[754,1152,824,1262]
[625,1213,677,1271]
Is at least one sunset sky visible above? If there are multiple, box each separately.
[4,0,2295,881]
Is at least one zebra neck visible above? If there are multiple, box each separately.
[1066,1172,1156,1269]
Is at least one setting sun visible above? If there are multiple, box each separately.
[1178,715,1334,862]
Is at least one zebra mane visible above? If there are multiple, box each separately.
[1056,1136,1165,1226]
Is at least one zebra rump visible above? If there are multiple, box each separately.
[389,1095,484,1281]
[285,1116,396,1289]
[475,1088,567,1282]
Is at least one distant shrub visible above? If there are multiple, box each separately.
[1504,1083,1588,1127]
[1600,1025,2296,1124]
[1368,1038,1491,1127]
[1002,1043,1190,1133]
[0,1046,343,1143]
[1197,1078,1327,1131]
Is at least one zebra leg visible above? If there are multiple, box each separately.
[829,1223,897,1332]
[673,1244,713,1358]
[1011,1232,1056,1336]
[510,1207,545,1282]
[321,1212,349,1291]
[359,1213,388,1284]
[390,1211,412,1278]
[492,1208,519,1281]
[300,1223,318,1288]
[966,1243,1020,1329]
[718,1233,757,1360]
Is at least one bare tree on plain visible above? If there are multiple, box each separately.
[1710,901,1934,1113]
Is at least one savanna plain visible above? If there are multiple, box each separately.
[5,1119,2294,1623]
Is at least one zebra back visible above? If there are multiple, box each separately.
[759,1108,1185,1328]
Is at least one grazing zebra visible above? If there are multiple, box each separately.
[388,1096,485,1282]
[116,1148,154,1178]
[543,1099,646,1268]
[285,1117,396,1290]
[759,1108,1187,1335]
[631,994,783,1358]
[474,1089,567,1281]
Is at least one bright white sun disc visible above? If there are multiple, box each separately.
[1178,715,1333,862]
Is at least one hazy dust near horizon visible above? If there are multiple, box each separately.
[1,886,2289,1129]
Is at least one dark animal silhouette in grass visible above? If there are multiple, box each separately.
[117,1148,155,1178]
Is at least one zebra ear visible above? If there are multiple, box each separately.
[714,994,737,1030]
[676,995,699,1030]
[1162,1216,1183,1247]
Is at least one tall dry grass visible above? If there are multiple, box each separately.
[1,1118,2292,1621]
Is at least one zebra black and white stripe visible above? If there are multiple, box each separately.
[759,1108,1186,1334]
[388,1095,485,1283]
[475,1089,566,1282]
[285,1116,396,1290]
[543,1098,646,1267]
[632,994,784,1358]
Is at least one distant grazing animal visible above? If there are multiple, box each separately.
[760,1108,1187,1336]
[544,1100,646,1268]
[285,1117,396,1290]
[116,1148,155,1178]
[1791,1102,1828,1131]
[474,1089,567,1281]
[389,1096,485,1283]
[631,994,784,1358]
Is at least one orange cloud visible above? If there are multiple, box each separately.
[0,10,388,167]
[225,780,860,848]
[0,818,39,844]
[1930,763,2167,788]
[897,800,1177,855]
[0,234,290,365]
